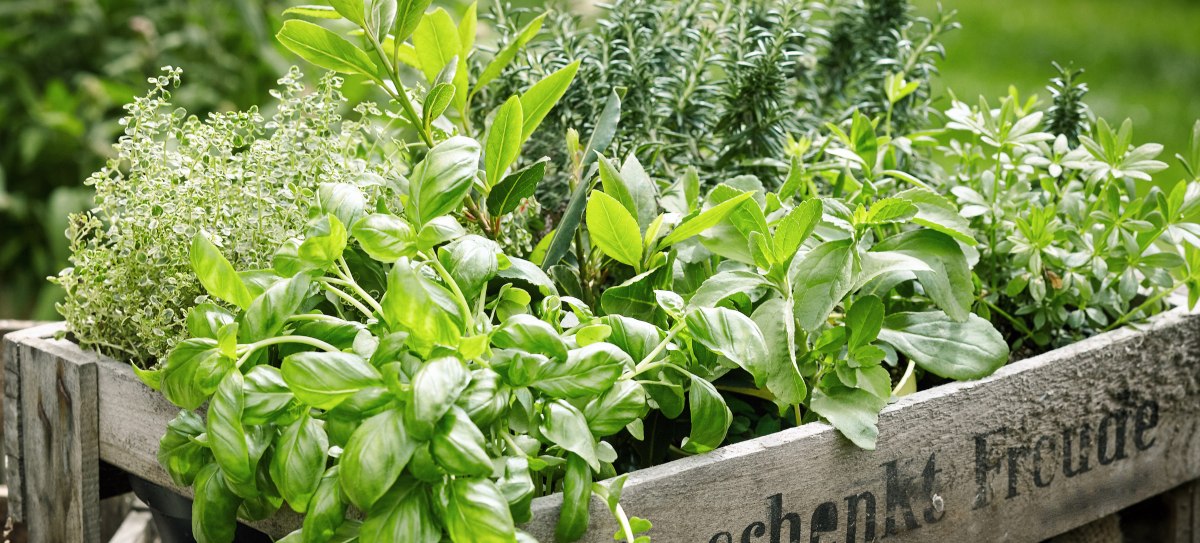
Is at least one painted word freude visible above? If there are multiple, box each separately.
[709,399,1160,543]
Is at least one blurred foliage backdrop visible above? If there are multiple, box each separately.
[3,0,1199,319]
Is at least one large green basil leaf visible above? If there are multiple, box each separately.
[877,311,1009,380]
[555,453,592,542]
[242,366,295,425]
[583,380,647,437]
[416,216,467,252]
[600,264,669,321]
[439,235,501,299]
[360,478,439,543]
[158,411,212,487]
[487,159,546,216]
[491,314,567,361]
[318,183,366,230]
[408,356,470,438]
[207,371,263,499]
[271,412,328,513]
[302,466,347,543]
[497,457,535,524]
[810,376,887,450]
[685,307,769,385]
[851,250,932,293]
[790,239,855,332]
[519,61,580,140]
[751,298,806,406]
[541,399,600,471]
[688,271,769,309]
[598,315,664,363]
[351,214,417,263]
[874,229,974,322]
[496,257,557,296]
[192,463,242,543]
[484,96,524,190]
[242,274,312,342]
[530,343,629,399]
[186,302,236,339]
[405,136,480,227]
[380,263,463,352]
[457,368,506,427]
[161,338,231,410]
[340,409,416,510]
[586,190,643,267]
[297,215,349,271]
[682,376,731,454]
[282,351,382,410]
[434,478,516,543]
[191,234,254,310]
[431,406,492,476]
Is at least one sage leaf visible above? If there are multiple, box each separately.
[878,311,1009,380]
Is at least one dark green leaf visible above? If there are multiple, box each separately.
[790,239,854,332]
[192,464,242,543]
[846,295,883,350]
[583,380,647,437]
[302,466,348,543]
[556,453,592,542]
[484,96,523,189]
[487,160,546,216]
[600,265,669,321]
[437,478,516,543]
[158,411,211,487]
[431,406,492,476]
[685,307,769,385]
[161,338,231,410]
[360,478,439,543]
[682,376,731,453]
[530,342,629,399]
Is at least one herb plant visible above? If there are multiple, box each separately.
[54,67,397,363]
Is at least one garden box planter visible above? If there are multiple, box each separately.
[5,307,1200,543]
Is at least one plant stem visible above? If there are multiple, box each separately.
[420,251,475,332]
[633,323,685,373]
[1106,283,1183,331]
[318,280,375,318]
[235,335,339,367]
[980,297,1035,342]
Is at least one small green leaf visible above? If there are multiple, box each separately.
[422,83,454,128]
[340,409,416,510]
[861,197,918,225]
[811,376,886,450]
[773,199,823,261]
[487,159,546,216]
[586,190,643,267]
[277,20,382,81]
[281,351,382,410]
[519,61,581,140]
[682,375,731,453]
[439,235,501,300]
[297,214,349,270]
[191,234,254,310]
[485,96,524,189]
[158,411,212,487]
[492,314,568,360]
[392,0,432,43]
[161,338,231,410]
[846,295,884,350]
[660,191,756,247]
[351,214,417,263]
[583,380,647,437]
[896,188,977,245]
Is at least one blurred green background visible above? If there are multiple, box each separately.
[2,0,1199,320]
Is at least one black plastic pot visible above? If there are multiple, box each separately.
[129,474,275,543]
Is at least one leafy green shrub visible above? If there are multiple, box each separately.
[54,67,397,363]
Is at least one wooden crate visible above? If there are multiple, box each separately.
[5,308,1200,543]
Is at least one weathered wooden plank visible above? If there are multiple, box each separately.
[521,308,1200,543]
[13,326,101,543]
[1166,480,1200,542]
[13,308,1200,543]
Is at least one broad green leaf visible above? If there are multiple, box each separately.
[487,159,546,216]
[530,342,629,399]
[519,61,581,140]
[752,298,806,406]
[318,183,366,234]
[660,191,756,247]
[271,413,328,513]
[896,188,977,245]
[416,215,466,251]
[408,356,470,437]
[242,275,311,342]
[497,457,535,524]
[597,156,638,222]
[599,315,664,363]
[861,197,918,225]
[186,302,236,340]
[360,478,438,543]
[192,464,242,543]
[439,234,501,299]
[340,409,416,510]
[878,312,1009,380]
[773,199,823,261]
[473,13,546,96]
[810,376,886,450]
[583,380,647,436]
[303,467,348,543]
[207,371,259,498]
[281,351,382,410]
[492,314,567,360]
[790,239,855,332]
[851,250,933,292]
[411,8,459,82]
[430,406,492,476]
[556,453,592,542]
[686,307,770,384]
[161,338,231,410]
[191,234,253,310]
[277,20,381,80]
[846,295,883,350]
[406,136,480,227]
[452,2,476,114]
[620,155,659,229]
[688,270,769,308]
[297,214,348,270]
[380,263,464,350]
[874,230,974,322]
[158,411,211,487]
[328,0,366,26]
[496,256,557,295]
[484,96,524,189]
[586,190,643,266]
[600,265,668,320]
[437,478,516,543]
[682,375,731,453]
[541,399,600,470]
[242,366,294,425]
[541,173,596,270]
[352,214,417,262]
[392,0,432,43]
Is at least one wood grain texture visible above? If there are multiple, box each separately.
[9,325,101,543]
[8,309,1200,543]
[1167,480,1200,542]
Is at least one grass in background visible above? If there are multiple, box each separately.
[915,0,1200,184]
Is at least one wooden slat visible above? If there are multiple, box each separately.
[12,326,101,543]
[1167,480,1200,543]
[13,308,1200,542]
